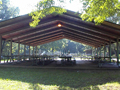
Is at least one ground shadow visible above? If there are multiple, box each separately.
[0,67,120,89]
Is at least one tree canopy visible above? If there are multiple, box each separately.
[29,0,66,27]
[2,39,90,55]
[80,0,120,24]
[38,39,90,54]
[0,0,20,21]
[0,0,20,54]
[29,0,120,27]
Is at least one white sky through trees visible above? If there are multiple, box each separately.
[10,0,82,15]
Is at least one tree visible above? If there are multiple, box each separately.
[0,0,20,55]
[29,0,66,27]
[106,14,120,24]
[80,0,120,24]
[0,0,20,21]
[39,39,68,52]
[30,0,120,27]
[37,39,90,54]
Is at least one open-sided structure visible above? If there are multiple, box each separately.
[0,10,120,65]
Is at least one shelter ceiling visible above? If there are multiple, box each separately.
[0,10,120,47]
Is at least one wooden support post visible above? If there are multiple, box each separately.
[94,47,96,56]
[92,47,93,56]
[35,46,37,56]
[109,40,111,62]
[117,38,119,66]
[7,41,8,63]
[10,39,12,62]
[94,48,96,61]
[104,43,106,61]
[29,45,30,60]
[35,46,37,65]
[18,41,20,61]
[24,45,26,60]
[97,47,99,57]
[92,47,93,60]
[0,35,2,63]
[100,46,101,57]
[33,46,34,56]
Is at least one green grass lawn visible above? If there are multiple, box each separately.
[0,67,120,90]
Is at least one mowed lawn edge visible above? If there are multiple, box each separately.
[0,67,120,90]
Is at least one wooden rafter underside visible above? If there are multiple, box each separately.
[0,10,119,47]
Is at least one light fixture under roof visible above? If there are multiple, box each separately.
[57,23,62,27]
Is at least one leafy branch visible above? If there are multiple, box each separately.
[29,0,66,27]
[80,0,120,24]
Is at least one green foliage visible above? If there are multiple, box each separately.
[29,0,66,27]
[0,0,20,21]
[38,39,89,53]
[2,41,25,55]
[80,0,120,24]
[29,0,120,25]
[0,0,20,54]
[39,39,68,52]
[0,1,2,4]
[1,39,91,55]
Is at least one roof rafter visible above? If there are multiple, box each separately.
[30,36,64,46]
[60,14,120,34]
[13,28,62,42]
[64,33,103,47]
[0,10,119,47]
[5,23,58,40]
[63,28,110,44]
[25,34,63,44]
[22,32,63,44]
[57,16,120,38]
[65,37,97,47]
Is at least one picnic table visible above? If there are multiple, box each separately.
[59,56,76,65]
[95,57,111,61]
[3,55,22,63]
[3,55,11,63]
[30,55,55,66]
[59,56,72,61]
[94,56,111,67]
